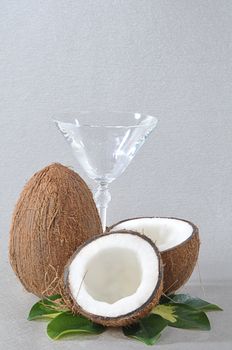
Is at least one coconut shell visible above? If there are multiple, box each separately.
[109,217,200,294]
[9,163,102,297]
[64,231,163,327]
[160,219,200,293]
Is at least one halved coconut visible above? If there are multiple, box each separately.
[109,217,200,294]
[64,231,163,326]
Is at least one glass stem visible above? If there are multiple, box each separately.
[94,182,111,232]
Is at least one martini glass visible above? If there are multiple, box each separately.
[54,111,158,231]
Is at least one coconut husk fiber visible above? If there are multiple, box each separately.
[9,163,102,297]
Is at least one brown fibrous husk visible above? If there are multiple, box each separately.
[108,217,200,294]
[160,220,200,293]
[64,230,163,327]
[9,163,103,298]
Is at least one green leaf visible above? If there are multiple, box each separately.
[151,300,211,331]
[123,314,168,345]
[151,304,177,323]
[47,312,106,340]
[168,303,211,330]
[28,295,68,320]
[169,294,223,312]
[159,294,174,304]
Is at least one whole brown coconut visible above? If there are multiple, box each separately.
[109,217,200,294]
[9,163,102,297]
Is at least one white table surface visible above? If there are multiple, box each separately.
[0,263,231,350]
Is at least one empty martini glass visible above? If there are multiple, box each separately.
[54,111,158,231]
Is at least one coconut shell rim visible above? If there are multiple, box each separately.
[64,230,163,323]
[108,216,199,254]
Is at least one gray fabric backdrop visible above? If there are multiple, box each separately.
[1,0,232,290]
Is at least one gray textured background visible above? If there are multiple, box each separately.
[0,1,232,348]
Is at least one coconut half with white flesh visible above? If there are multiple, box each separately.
[64,231,163,326]
[109,217,200,294]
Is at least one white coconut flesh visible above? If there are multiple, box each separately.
[112,218,193,252]
[68,233,160,318]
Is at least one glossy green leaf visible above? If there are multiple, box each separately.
[47,312,106,340]
[169,294,223,312]
[28,295,67,320]
[151,304,177,323]
[123,314,168,345]
[168,304,211,330]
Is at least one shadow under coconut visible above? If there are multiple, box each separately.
[56,328,145,350]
